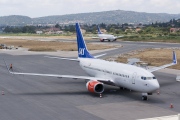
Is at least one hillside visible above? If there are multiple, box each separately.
[0,15,32,26]
[0,10,180,26]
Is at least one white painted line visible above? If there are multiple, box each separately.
[138,114,179,120]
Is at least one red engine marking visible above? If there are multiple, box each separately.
[87,81,100,93]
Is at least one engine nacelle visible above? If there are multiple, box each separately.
[86,80,104,94]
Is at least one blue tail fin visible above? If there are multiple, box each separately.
[75,23,94,58]
[97,25,102,34]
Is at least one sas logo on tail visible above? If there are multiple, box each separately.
[79,48,85,55]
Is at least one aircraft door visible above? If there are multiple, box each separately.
[103,69,106,76]
[132,72,137,84]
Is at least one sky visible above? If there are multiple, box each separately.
[0,0,180,18]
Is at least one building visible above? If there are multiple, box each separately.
[44,27,63,34]
[36,31,43,34]
[170,28,180,33]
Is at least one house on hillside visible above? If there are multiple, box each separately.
[44,27,63,34]
[101,29,107,33]
[81,29,86,34]
[96,29,106,33]
[36,31,43,34]
[170,28,180,33]
[135,28,142,32]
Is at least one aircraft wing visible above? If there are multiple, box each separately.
[92,37,99,39]
[148,51,177,72]
[9,71,110,81]
[4,59,112,83]
[8,70,115,86]
[115,36,124,39]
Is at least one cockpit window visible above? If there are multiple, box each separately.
[141,76,156,80]
[141,77,146,80]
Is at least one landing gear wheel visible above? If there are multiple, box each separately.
[100,39,104,42]
[108,40,110,42]
[119,87,123,90]
[142,96,148,101]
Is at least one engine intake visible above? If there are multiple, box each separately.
[86,80,104,94]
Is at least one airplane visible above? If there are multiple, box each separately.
[5,23,177,101]
[96,25,124,42]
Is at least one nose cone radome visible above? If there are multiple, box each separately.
[151,80,160,91]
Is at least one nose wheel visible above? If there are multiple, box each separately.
[142,93,148,101]
[142,96,148,101]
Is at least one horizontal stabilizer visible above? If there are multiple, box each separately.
[44,56,79,61]
[94,53,106,58]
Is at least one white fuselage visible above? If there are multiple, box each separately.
[98,34,116,41]
[79,58,160,93]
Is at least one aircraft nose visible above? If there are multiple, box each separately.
[152,80,160,90]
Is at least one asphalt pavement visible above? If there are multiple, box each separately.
[0,39,180,120]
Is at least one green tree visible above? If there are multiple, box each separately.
[4,26,11,33]
[55,24,60,28]
[110,28,115,33]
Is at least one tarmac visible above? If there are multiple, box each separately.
[0,52,180,120]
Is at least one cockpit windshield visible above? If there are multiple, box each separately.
[141,76,156,80]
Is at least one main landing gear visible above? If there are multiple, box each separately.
[142,93,148,101]
[100,39,104,42]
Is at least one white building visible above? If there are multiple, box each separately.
[36,31,43,34]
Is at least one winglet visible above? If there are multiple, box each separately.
[97,25,102,34]
[75,23,94,58]
[173,51,177,64]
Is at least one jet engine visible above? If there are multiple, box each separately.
[86,80,104,93]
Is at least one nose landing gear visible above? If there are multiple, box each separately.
[142,93,148,101]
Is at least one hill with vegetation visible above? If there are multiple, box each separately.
[0,15,32,26]
[0,10,180,26]
[33,10,180,24]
